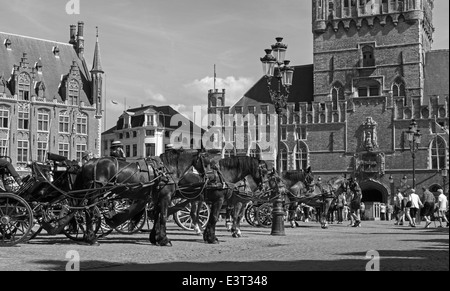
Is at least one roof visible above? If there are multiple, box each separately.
[105,104,205,134]
[91,36,104,73]
[233,64,314,109]
[424,49,449,103]
[0,32,92,104]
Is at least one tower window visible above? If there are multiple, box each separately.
[331,83,345,110]
[393,79,406,97]
[18,73,31,101]
[68,80,79,106]
[362,46,375,67]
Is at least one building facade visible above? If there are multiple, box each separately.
[0,22,104,173]
[101,105,203,160]
[208,0,449,211]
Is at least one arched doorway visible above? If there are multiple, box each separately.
[359,180,390,221]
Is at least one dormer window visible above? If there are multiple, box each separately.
[4,39,11,50]
[18,73,31,101]
[68,80,79,105]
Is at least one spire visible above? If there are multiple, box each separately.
[91,27,104,74]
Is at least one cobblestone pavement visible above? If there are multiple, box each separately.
[0,220,448,271]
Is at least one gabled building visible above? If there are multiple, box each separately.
[0,22,104,172]
[101,105,203,160]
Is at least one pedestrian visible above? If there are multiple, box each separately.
[360,202,365,221]
[408,189,423,227]
[336,191,346,224]
[420,186,436,228]
[0,157,23,186]
[436,189,449,228]
[393,188,404,225]
[387,204,393,221]
[81,151,93,166]
[110,141,126,160]
[380,203,386,221]
[348,177,362,227]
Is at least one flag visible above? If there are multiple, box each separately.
[435,116,449,135]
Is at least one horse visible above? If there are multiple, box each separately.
[198,154,269,241]
[72,155,170,245]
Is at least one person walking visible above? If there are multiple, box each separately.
[436,189,449,228]
[421,186,436,228]
[348,177,362,227]
[380,203,386,221]
[408,189,423,227]
[336,191,346,224]
[393,189,404,225]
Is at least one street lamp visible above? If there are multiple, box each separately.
[441,168,448,195]
[260,37,295,236]
[405,120,422,189]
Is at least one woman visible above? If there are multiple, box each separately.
[336,191,346,224]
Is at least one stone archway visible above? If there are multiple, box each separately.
[359,179,389,204]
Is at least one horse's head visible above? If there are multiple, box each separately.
[264,168,287,196]
[303,166,315,189]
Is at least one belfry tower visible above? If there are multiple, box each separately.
[312,0,434,103]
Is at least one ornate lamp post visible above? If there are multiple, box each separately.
[260,37,295,236]
[442,168,448,195]
[406,120,422,189]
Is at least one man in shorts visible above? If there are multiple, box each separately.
[421,186,436,228]
[436,189,449,228]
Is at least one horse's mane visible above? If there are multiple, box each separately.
[159,148,199,167]
[219,156,260,174]
[282,171,308,182]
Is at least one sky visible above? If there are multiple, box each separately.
[1,0,449,130]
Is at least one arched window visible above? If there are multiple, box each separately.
[18,73,31,101]
[430,136,448,170]
[280,144,289,172]
[68,80,79,106]
[295,142,308,171]
[393,78,406,97]
[362,46,375,67]
[331,83,345,110]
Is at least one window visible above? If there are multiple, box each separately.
[132,144,138,157]
[249,145,261,160]
[76,144,87,162]
[280,146,288,172]
[248,107,256,125]
[362,46,375,67]
[331,83,345,110]
[296,142,308,170]
[0,139,8,156]
[261,105,270,125]
[224,148,235,158]
[0,106,10,129]
[37,142,47,163]
[125,145,131,157]
[68,80,79,106]
[76,114,88,135]
[126,132,130,139]
[393,79,406,97]
[119,133,124,139]
[18,73,31,101]
[165,131,170,138]
[145,143,156,157]
[146,130,155,137]
[296,126,307,140]
[146,115,154,126]
[103,141,108,151]
[359,86,380,97]
[18,107,29,130]
[59,143,69,158]
[59,112,70,133]
[430,136,447,170]
[17,140,29,163]
[281,126,287,141]
[37,109,50,132]
[133,131,137,138]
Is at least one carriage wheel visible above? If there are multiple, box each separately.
[173,202,210,231]
[63,206,105,242]
[256,203,273,228]
[115,209,147,235]
[0,193,34,247]
[244,203,259,227]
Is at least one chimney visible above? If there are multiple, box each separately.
[77,21,85,57]
[69,25,76,45]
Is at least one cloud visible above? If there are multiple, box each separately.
[184,76,255,108]
[144,88,167,104]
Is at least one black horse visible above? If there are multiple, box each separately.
[198,154,269,241]
[73,155,168,245]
